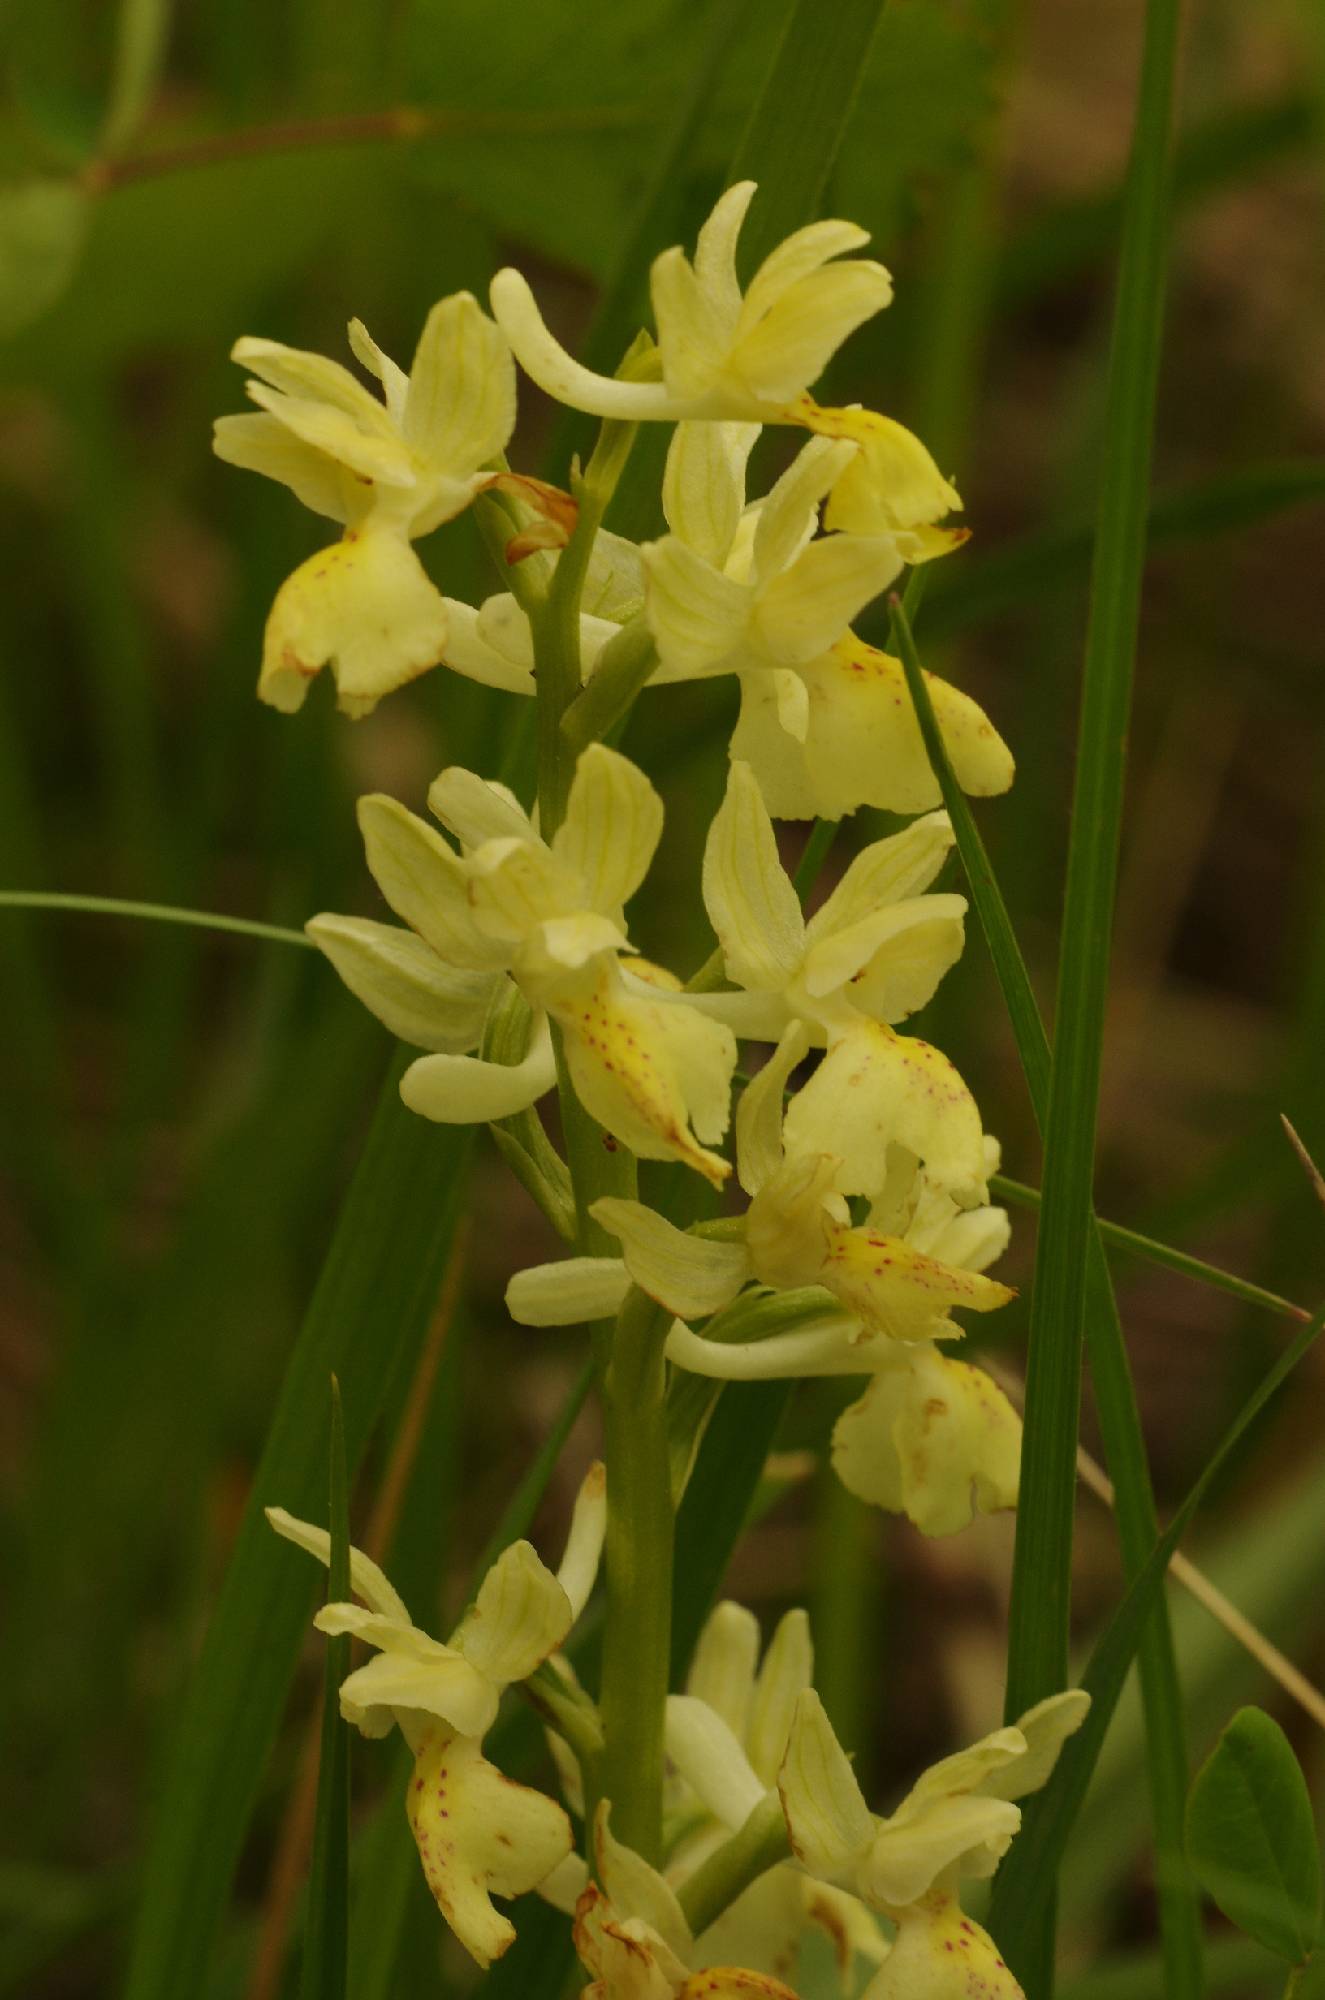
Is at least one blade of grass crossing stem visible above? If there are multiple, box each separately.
[301,1383,351,2000]
[998,2,1184,1982]
[893,599,1203,1998]
[125,1059,472,2000]
[989,1299,1325,1960]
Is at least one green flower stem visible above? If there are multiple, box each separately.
[533,415,638,835]
[598,1286,673,1863]
[0,888,313,949]
[522,1662,605,1777]
[560,614,659,753]
[676,1794,791,1937]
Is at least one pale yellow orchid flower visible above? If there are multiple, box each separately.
[643,425,907,708]
[509,1017,1003,1337]
[637,423,1008,820]
[664,1134,1021,1537]
[695,761,968,1044]
[655,1605,887,1990]
[778,1687,1090,1999]
[266,1463,605,1967]
[215,294,566,716]
[307,745,737,1182]
[491,182,891,425]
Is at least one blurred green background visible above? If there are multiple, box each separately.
[1,0,1323,1994]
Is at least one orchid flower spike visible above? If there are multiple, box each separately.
[492,181,892,425]
[214,295,568,715]
[778,1687,1090,1999]
[267,1463,605,1966]
[306,744,737,1182]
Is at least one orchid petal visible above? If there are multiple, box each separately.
[590,1198,750,1319]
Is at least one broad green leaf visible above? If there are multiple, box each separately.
[1185,1708,1321,1965]
[0,181,90,338]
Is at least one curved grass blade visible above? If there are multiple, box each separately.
[991,1174,1309,1324]
[124,1059,471,2000]
[300,1382,351,2000]
[988,1298,1325,1960]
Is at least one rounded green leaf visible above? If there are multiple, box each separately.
[1186,1707,1322,1964]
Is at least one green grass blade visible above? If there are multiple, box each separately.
[988,1298,1325,1960]
[727,0,887,267]
[992,1175,1309,1324]
[0,889,313,949]
[300,1381,351,2000]
[997,0,1185,1970]
[891,591,1202,1994]
[124,1062,471,2000]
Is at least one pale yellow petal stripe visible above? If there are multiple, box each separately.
[702,761,804,991]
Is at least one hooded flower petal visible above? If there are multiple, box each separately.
[589,1197,750,1319]
[427,766,533,846]
[258,528,449,716]
[408,1726,574,1967]
[331,1642,498,1743]
[805,812,955,937]
[831,1350,1022,1535]
[779,1688,875,1879]
[305,914,497,1052]
[451,1539,573,1686]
